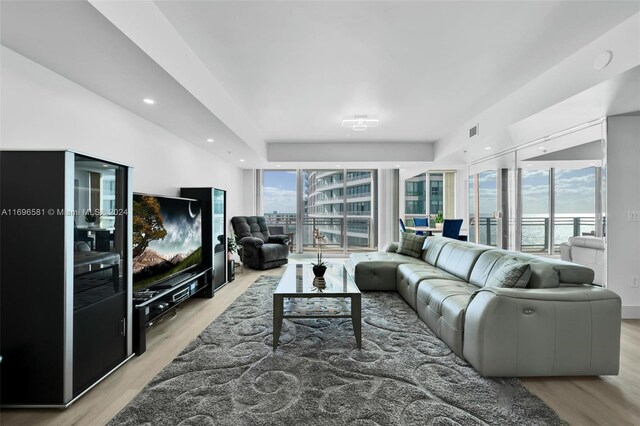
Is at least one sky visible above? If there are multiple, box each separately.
[263,170,297,214]
[478,167,597,216]
[264,167,598,217]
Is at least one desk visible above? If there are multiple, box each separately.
[76,226,115,252]
[405,226,442,236]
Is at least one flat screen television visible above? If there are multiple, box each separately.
[132,193,202,291]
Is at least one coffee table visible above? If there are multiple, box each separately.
[272,263,361,350]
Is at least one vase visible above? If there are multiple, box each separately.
[436,222,443,230]
[312,265,327,278]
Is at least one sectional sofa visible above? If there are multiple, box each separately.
[346,236,621,377]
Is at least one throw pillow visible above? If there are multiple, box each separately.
[489,260,532,288]
[396,233,427,259]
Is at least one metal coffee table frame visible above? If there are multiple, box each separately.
[273,264,361,350]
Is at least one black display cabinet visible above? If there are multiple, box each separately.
[180,187,227,291]
[0,151,134,407]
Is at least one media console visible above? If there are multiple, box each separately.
[133,267,212,355]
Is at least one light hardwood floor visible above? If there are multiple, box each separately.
[2,263,639,425]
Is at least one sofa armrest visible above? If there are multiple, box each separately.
[383,242,399,253]
[239,236,264,248]
[463,285,621,377]
[559,242,572,261]
[268,234,290,245]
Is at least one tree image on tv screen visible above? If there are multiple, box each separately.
[133,196,167,258]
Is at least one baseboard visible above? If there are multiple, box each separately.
[622,305,640,319]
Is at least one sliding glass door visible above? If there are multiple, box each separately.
[517,124,605,255]
[469,153,515,248]
[262,169,377,255]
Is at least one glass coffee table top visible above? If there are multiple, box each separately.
[274,263,360,296]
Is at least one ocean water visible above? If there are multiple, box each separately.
[474,214,596,251]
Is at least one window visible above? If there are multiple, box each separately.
[262,170,378,254]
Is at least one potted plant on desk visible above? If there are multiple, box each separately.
[432,211,444,230]
[312,227,328,278]
[84,210,101,227]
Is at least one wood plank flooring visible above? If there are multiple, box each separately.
[1,263,638,425]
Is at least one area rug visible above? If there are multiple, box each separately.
[110,276,565,425]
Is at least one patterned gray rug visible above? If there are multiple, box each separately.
[110,276,565,425]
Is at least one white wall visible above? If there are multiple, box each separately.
[607,115,640,318]
[1,47,244,218]
[437,13,640,163]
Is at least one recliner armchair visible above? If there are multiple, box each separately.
[231,216,290,270]
[560,236,606,285]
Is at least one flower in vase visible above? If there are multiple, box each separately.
[312,227,327,267]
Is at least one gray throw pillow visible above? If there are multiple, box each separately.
[396,233,427,259]
[489,260,532,288]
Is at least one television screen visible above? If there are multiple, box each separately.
[132,194,202,291]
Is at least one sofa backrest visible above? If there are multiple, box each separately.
[469,249,595,288]
[435,241,488,281]
[420,236,489,281]
[421,236,449,265]
[231,216,270,242]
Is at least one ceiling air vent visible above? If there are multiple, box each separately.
[469,124,479,138]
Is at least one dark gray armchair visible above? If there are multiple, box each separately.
[230,216,290,270]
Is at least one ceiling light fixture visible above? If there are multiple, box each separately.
[206,138,214,143]
[143,98,155,105]
[239,159,245,162]
[484,146,492,150]
[276,165,281,168]
[342,115,379,132]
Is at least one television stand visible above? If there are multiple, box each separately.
[132,267,212,355]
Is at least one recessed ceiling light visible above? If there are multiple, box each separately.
[102,164,109,168]
[484,146,492,150]
[395,165,400,168]
[143,98,155,105]
[594,50,613,70]
[239,159,245,162]
[206,138,214,143]
[276,165,281,168]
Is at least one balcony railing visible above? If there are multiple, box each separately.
[470,216,599,252]
[264,214,376,253]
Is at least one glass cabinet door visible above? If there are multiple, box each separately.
[73,155,128,309]
[213,188,226,289]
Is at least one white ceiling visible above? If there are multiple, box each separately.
[1,1,639,168]
[155,0,638,144]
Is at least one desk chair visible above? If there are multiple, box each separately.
[413,217,428,236]
[442,219,463,239]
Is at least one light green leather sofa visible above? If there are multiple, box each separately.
[345,236,621,377]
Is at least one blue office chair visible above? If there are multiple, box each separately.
[442,219,463,239]
[413,217,428,236]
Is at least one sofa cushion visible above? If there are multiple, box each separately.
[434,241,488,282]
[396,263,461,309]
[421,236,450,265]
[415,279,476,357]
[396,232,427,258]
[488,260,531,288]
[347,251,424,291]
[492,250,594,288]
